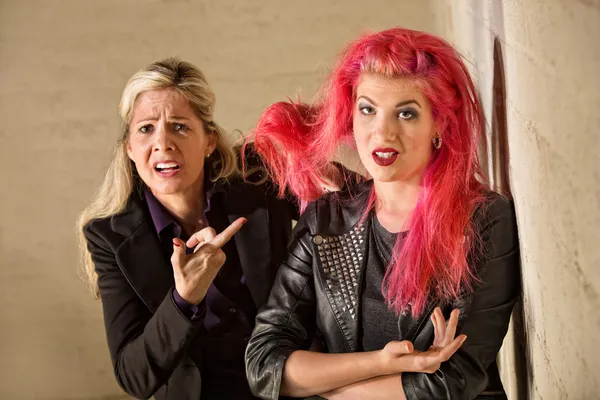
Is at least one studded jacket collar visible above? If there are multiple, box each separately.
[296,181,437,353]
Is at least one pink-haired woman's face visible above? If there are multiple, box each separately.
[352,74,438,184]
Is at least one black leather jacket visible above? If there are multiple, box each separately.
[246,181,520,400]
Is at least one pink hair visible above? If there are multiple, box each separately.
[246,28,487,316]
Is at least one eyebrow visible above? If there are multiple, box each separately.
[133,115,192,124]
[357,95,421,108]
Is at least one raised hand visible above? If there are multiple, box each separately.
[170,217,246,305]
[379,308,467,374]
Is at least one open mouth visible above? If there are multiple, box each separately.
[154,162,181,175]
[372,149,399,166]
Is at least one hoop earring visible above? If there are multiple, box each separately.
[432,133,442,149]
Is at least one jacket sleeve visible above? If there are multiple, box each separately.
[84,223,203,399]
[245,207,318,400]
[402,197,521,400]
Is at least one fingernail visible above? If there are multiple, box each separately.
[173,239,180,247]
[242,218,248,224]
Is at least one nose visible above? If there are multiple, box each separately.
[373,114,399,141]
[152,122,175,152]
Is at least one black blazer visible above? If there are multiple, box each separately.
[83,177,298,400]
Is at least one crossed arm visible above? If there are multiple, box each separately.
[282,308,465,399]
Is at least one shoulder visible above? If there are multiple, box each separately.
[215,141,283,200]
[219,143,302,217]
[480,191,515,217]
[212,174,283,207]
[297,180,373,236]
[473,191,519,259]
[475,191,517,232]
[83,215,112,242]
[83,193,149,249]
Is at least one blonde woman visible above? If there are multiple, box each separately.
[78,58,299,400]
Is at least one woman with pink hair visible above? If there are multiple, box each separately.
[245,27,520,399]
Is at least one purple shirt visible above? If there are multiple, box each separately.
[144,186,258,399]
[144,189,207,318]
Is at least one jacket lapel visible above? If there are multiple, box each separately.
[112,196,175,313]
[312,183,373,351]
[313,220,368,352]
[109,181,276,313]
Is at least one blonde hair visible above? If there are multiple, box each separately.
[77,58,239,297]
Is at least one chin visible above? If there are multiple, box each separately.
[366,161,425,184]
[146,181,188,196]
[372,174,403,183]
[365,166,401,183]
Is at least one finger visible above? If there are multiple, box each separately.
[386,340,414,356]
[193,241,205,253]
[441,308,461,346]
[170,238,186,274]
[210,217,247,249]
[435,307,447,335]
[431,311,440,346]
[431,308,446,347]
[186,226,217,249]
[399,340,414,354]
[438,334,467,362]
[186,242,227,271]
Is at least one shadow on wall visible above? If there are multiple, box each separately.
[490,36,530,400]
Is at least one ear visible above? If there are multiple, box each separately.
[340,133,357,149]
[125,141,135,161]
[434,117,448,139]
[206,131,218,157]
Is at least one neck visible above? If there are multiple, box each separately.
[373,175,422,233]
[152,173,206,237]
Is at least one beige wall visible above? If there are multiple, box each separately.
[431,1,600,399]
[0,1,436,399]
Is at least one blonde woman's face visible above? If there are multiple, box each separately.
[352,74,437,184]
[126,88,216,197]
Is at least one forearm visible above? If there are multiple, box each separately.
[280,350,387,397]
[322,374,406,400]
[112,291,203,398]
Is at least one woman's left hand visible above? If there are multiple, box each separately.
[379,308,466,374]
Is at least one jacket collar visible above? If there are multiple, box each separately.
[110,192,174,312]
[310,179,374,236]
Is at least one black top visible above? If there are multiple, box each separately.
[360,214,407,351]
